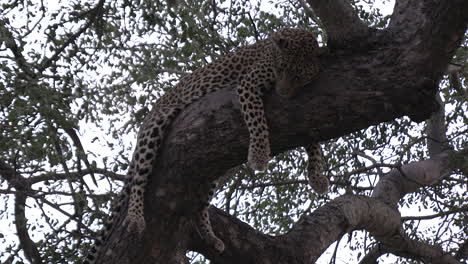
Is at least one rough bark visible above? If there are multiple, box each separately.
[94,0,467,263]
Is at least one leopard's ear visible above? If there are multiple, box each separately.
[272,36,289,50]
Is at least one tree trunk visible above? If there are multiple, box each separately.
[94,0,467,263]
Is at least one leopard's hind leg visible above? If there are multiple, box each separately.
[125,107,180,233]
[305,143,328,193]
[195,180,225,252]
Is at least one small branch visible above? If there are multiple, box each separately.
[62,126,98,185]
[19,6,46,40]
[297,0,320,25]
[3,246,22,264]
[14,185,43,263]
[247,12,259,42]
[401,205,468,221]
[29,168,126,184]
[154,68,189,76]
[353,150,385,178]
[0,20,35,77]
[445,62,463,75]
[240,178,373,191]
[38,0,106,72]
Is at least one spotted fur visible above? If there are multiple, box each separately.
[305,144,328,194]
[83,28,327,263]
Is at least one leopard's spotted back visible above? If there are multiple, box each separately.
[83,28,327,263]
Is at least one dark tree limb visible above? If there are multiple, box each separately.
[388,0,467,81]
[0,161,41,263]
[305,0,370,47]
[93,0,467,263]
[15,193,42,264]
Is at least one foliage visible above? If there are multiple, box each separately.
[0,0,466,263]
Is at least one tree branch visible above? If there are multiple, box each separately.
[305,0,370,47]
[388,0,468,79]
[426,93,449,158]
[358,244,390,264]
[29,168,126,184]
[372,148,467,206]
[14,183,43,264]
[297,0,321,27]
[38,0,106,72]
[401,205,468,221]
[0,20,34,77]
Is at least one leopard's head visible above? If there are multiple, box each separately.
[272,28,321,98]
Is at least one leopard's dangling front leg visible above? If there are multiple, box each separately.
[237,64,276,171]
[305,143,328,193]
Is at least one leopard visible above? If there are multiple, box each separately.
[83,28,328,263]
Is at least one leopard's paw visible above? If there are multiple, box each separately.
[247,147,270,171]
[124,212,146,234]
[210,236,225,253]
[308,175,329,194]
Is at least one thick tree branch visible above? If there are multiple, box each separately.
[305,0,370,47]
[377,235,461,264]
[373,149,467,205]
[359,239,463,264]
[389,0,467,80]
[193,195,461,263]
